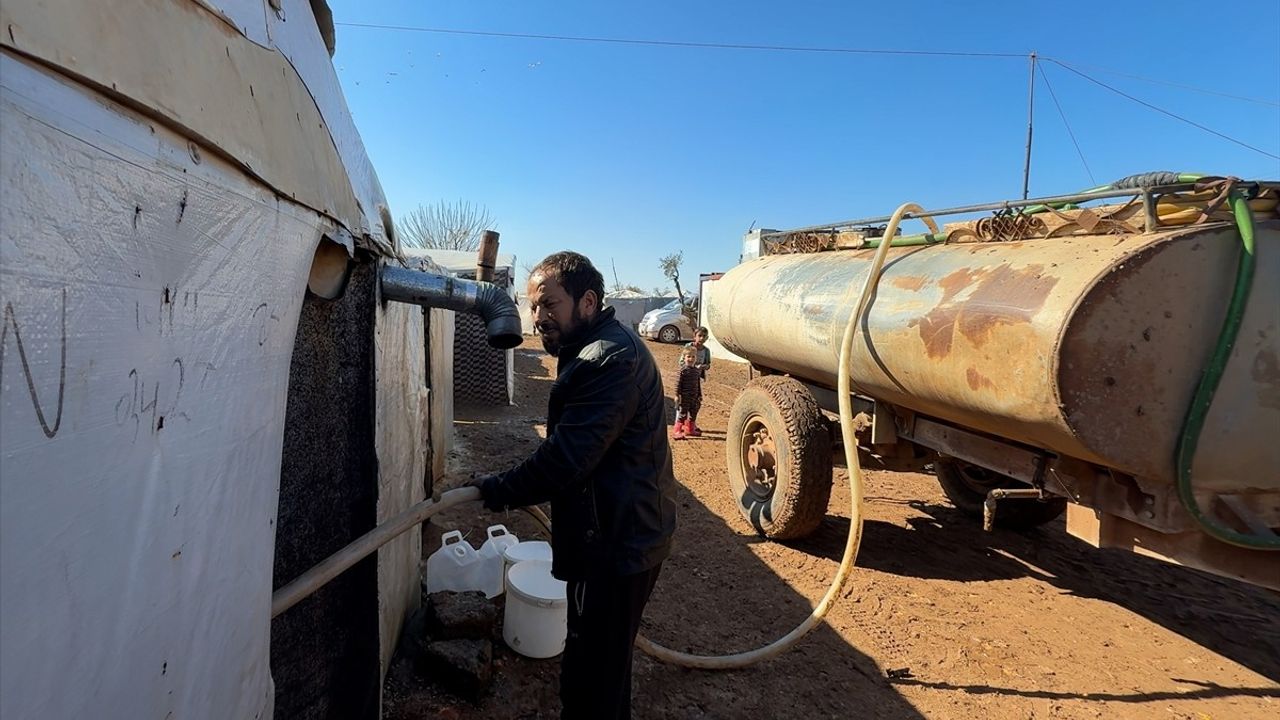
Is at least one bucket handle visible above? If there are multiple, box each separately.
[486,525,509,539]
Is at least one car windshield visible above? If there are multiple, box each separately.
[662,298,681,311]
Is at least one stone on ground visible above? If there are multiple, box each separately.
[426,590,498,640]
[423,638,494,699]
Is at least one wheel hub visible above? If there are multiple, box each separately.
[743,421,777,498]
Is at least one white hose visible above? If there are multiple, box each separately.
[274,204,934,667]
[272,486,482,618]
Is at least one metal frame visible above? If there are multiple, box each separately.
[763,180,1280,238]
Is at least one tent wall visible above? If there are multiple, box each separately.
[1,2,437,717]
[1,52,295,720]
[606,296,673,330]
[272,260,382,720]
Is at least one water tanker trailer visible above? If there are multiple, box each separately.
[707,175,1279,589]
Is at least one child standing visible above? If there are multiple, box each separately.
[673,345,703,439]
[679,327,713,380]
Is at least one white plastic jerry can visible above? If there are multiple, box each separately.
[425,531,484,595]
[476,525,519,598]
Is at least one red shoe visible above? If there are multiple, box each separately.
[689,422,703,437]
[671,420,687,440]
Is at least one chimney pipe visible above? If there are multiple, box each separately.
[380,265,522,350]
[476,230,500,283]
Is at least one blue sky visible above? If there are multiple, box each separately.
[327,1,1280,292]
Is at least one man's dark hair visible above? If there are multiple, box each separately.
[532,251,606,305]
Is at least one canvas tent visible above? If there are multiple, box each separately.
[605,289,676,330]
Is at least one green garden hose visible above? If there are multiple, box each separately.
[1174,189,1279,549]
[1024,171,1276,549]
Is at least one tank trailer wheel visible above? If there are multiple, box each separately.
[933,456,1066,530]
[658,324,681,343]
[726,376,833,539]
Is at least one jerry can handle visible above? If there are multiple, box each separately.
[441,530,464,546]
[486,525,509,539]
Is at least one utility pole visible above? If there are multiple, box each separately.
[1021,51,1037,200]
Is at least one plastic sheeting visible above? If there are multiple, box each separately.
[266,0,396,253]
[373,301,428,675]
[0,52,325,719]
[0,0,381,249]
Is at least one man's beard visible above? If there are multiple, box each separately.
[539,306,588,355]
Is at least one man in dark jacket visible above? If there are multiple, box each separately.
[475,251,678,719]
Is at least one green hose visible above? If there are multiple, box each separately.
[864,232,945,249]
[1174,190,1279,549]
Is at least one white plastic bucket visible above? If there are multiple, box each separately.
[503,560,567,659]
[501,540,552,590]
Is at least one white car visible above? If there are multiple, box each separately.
[637,299,695,343]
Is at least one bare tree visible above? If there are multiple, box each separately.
[397,200,495,251]
[659,252,686,305]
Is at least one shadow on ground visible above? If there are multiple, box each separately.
[790,499,1280,684]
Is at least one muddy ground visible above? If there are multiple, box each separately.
[385,341,1279,720]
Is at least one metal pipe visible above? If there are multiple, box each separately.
[763,182,1280,238]
[983,488,1047,531]
[1021,51,1037,200]
[380,265,523,349]
[476,230,500,283]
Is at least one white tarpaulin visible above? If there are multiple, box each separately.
[0,51,314,719]
[1,0,430,717]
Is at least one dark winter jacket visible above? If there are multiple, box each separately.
[479,306,678,581]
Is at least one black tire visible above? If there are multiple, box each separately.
[726,376,833,539]
[658,325,681,343]
[933,456,1066,530]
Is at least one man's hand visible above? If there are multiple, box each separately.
[468,474,507,512]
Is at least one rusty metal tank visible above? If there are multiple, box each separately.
[707,219,1280,491]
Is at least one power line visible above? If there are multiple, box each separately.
[334,23,1278,108]
[1045,58,1280,108]
[332,21,1026,58]
[1038,63,1095,185]
[1046,59,1280,160]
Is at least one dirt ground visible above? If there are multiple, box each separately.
[384,341,1280,720]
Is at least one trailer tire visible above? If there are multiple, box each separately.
[933,457,1066,530]
[727,376,833,539]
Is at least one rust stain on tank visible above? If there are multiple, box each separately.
[938,268,982,301]
[890,275,928,291]
[1254,348,1280,410]
[909,264,1060,359]
[965,367,997,391]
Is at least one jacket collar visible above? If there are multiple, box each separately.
[558,305,616,361]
